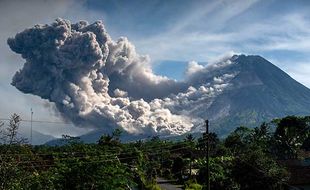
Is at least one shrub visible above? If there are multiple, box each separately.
[185,180,203,190]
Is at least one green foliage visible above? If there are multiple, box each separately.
[185,134,195,142]
[196,157,239,190]
[224,126,253,154]
[273,116,310,159]
[231,149,289,190]
[98,128,123,146]
[220,122,290,190]
[61,134,81,145]
[145,183,162,190]
[184,180,203,190]
[1,114,309,189]
[197,132,219,152]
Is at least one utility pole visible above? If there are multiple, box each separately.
[205,119,210,190]
[30,108,33,145]
[189,150,192,179]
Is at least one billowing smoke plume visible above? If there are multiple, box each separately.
[8,19,238,135]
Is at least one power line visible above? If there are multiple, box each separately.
[0,144,194,167]
[0,141,194,158]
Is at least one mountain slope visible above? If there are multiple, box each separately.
[46,54,310,144]
[195,55,310,135]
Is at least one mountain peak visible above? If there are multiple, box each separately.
[233,54,268,64]
[190,54,310,135]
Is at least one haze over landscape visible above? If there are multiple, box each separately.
[1,0,310,144]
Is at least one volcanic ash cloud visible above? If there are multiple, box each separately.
[8,19,238,135]
[7,18,194,135]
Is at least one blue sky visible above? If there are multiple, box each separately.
[1,0,310,137]
[83,0,310,82]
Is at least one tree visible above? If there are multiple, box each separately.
[0,121,4,143]
[185,134,195,142]
[301,136,310,151]
[231,149,288,190]
[61,134,81,145]
[273,116,310,159]
[224,126,253,154]
[0,114,29,189]
[171,157,185,182]
[0,114,27,145]
[251,122,272,151]
[98,128,123,146]
[112,128,123,142]
[52,158,135,189]
[98,134,113,145]
[196,157,238,190]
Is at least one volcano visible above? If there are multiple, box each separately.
[48,54,310,144]
[188,54,310,135]
[7,19,310,143]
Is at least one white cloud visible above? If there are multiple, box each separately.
[134,0,259,61]
[185,61,204,77]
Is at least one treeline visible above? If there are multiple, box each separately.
[0,114,309,190]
